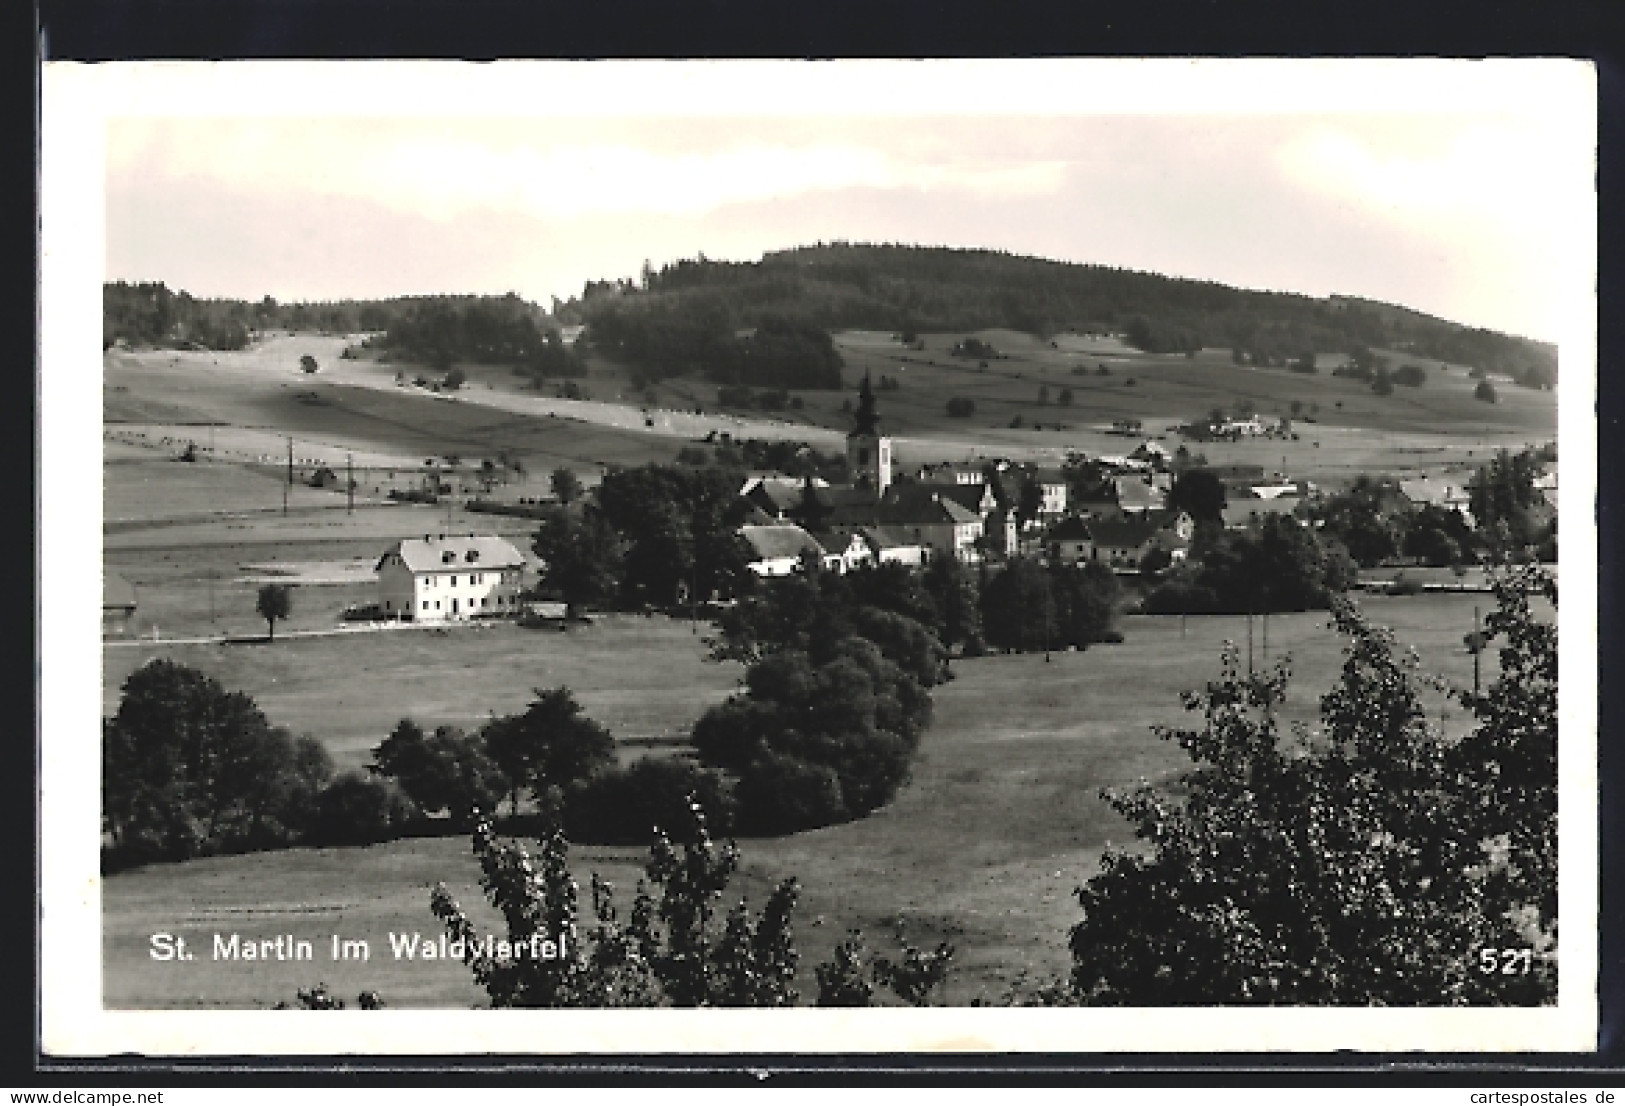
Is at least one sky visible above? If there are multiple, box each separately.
[99,63,1595,344]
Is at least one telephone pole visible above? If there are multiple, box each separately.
[347,452,354,515]
[283,436,292,515]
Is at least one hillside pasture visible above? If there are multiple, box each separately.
[101,592,1509,1007]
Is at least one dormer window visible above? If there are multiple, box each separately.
[442,551,456,564]
[465,549,479,563]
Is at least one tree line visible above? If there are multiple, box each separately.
[561,243,1556,380]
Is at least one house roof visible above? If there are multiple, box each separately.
[1221,497,1304,528]
[1033,467,1069,486]
[1143,508,1191,531]
[1398,477,1469,507]
[879,485,984,525]
[884,481,986,512]
[744,481,804,513]
[863,525,926,551]
[740,523,825,562]
[1045,516,1094,541]
[377,534,527,573]
[1088,518,1159,549]
[1115,478,1165,511]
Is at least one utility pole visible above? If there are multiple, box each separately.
[283,436,292,515]
[347,452,354,515]
[1262,609,1269,662]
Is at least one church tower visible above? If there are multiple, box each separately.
[846,372,892,496]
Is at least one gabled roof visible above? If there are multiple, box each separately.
[1033,467,1069,486]
[879,485,984,525]
[1088,518,1159,549]
[863,525,926,551]
[1397,477,1469,507]
[1221,497,1304,528]
[740,523,825,562]
[1115,478,1165,511]
[378,534,527,573]
[1143,507,1192,531]
[744,481,804,513]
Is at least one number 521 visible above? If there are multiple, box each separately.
[1478,948,1533,975]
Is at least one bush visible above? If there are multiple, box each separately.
[1475,379,1499,403]
[563,757,735,844]
[945,397,976,418]
[733,752,850,835]
[309,773,419,846]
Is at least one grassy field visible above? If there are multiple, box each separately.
[104,615,744,772]
[107,331,1555,489]
[101,592,1510,1008]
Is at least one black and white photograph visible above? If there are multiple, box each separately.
[39,58,1598,1055]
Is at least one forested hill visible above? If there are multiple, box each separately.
[102,283,551,357]
[569,243,1557,384]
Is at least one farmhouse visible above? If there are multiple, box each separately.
[1087,517,1190,570]
[741,523,826,577]
[1398,476,1474,521]
[1043,516,1095,566]
[375,534,527,622]
[876,493,984,562]
[1221,496,1305,530]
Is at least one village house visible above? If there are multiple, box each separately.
[740,523,826,577]
[875,492,984,562]
[1114,476,1167,516]
[1087,516,1191,570]
[1221,496,1305,530]
[1043,516,1095,566]
[914,461,986,486]
[1397,476,1475,524]
[376,534,527,621]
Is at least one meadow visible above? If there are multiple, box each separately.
[101,592,1504,1008]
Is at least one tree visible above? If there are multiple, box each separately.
[945,397,976,418]
[1057,388,1073,407]
[922,554,984,656]
[482,688,616,814]
[1475,379,1499,403]
[1467,448,1547,552]
[979,558,1056,653]
[1167,468,1227,527]
[532,506,621,619]
[429,802,802,1007]
[1068,578,1557,1004]
[256,583,292,641]
[551,468,582,505]
[299,355,319,374]
[1016,475,1044,528]
[443,367,467,391]
[103,660,333,864]
[371,719,503,826]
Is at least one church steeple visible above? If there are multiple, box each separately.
[851,371,881,437]
[845,371,891,496]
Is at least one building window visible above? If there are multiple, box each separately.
[422,600,429,610]
[434,601,441,610]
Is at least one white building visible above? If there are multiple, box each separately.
[376,534,527,622]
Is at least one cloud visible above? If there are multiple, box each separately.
[1275,121,1579,238]
[108,122,1068,220]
